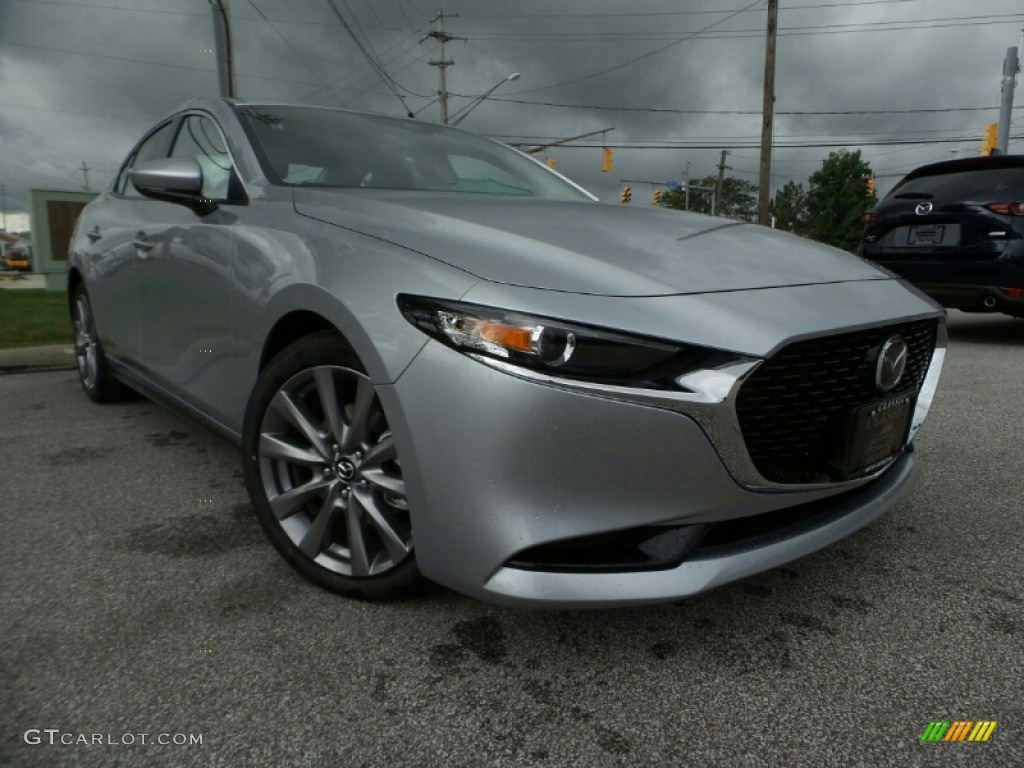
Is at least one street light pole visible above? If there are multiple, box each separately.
[449,73,521,127]
[209,0,237,98]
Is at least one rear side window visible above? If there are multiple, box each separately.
[116,120,176,196]
[888,168,1024,202]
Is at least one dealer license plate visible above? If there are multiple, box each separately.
[835,393,915,478]
[907,224,961,246]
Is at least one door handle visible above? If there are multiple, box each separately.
[86,226,102,242]
[132,233,153,252]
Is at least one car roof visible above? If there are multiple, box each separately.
[901,154,1024,181]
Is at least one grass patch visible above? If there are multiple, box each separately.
[0,289,71,349]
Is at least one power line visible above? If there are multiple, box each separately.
[357,0,406,49]
[340,0,430,98]
[303,27,427,105]
[503,0,764,96]
[0,39,323,87]
[393,0,419,29]
[9,0,406,28]
[0,100,154,122]
[341,0,383,57]
[460,95,1017,116]
[323,0,417,114]
[317,46,432,107]
[469,15,1024,43]
[247,0,343,105]
[527,135,1022,150]
[459,0,933,19]
[494,125,988,142]
[10,0,210,17]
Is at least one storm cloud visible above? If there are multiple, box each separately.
[0,0,1021,228]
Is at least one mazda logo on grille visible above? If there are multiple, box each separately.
[876,336,908,392]
[915,202,933,215]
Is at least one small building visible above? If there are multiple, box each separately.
[27,189,98,290]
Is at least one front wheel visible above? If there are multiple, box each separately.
[241,331,421,600]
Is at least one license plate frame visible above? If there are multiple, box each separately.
[834,392,915,479]
[907,225,945,245]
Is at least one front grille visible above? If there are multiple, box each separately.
[735,319,937,484]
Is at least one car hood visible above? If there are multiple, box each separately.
[293,189,890,296]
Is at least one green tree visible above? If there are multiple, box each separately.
[806,149,877,252]
[771,180,809,236]
[660,175,758,221]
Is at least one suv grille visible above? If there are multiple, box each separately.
[735,319,937,485]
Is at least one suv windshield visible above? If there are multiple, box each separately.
[234,104,592,201]
[888,167,1024,202]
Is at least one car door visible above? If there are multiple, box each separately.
[82,119,178,362]
[133,112,244,427]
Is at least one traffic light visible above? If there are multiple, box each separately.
[652,189,661,205]
[865,177,875,197]
[981,123,998,156]
[621,186,631,204]
[544,156,556,169]
[602,147,612,173]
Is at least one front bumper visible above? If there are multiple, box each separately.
[484,450,918,608]
[379,311,940,606]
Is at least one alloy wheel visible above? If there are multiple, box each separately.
[73,294,99,390]
[256,365,412,577]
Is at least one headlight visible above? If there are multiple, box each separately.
[398,295,736,389]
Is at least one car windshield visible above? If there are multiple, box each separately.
[887,167,1024,202]
[234,104,592,201]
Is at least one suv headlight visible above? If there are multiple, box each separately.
[398,296,737,389]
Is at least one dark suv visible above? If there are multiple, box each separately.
[860,155,1024,318]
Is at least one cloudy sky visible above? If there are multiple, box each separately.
[0,0,1022,232]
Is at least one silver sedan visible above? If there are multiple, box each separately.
[68,97,945,607]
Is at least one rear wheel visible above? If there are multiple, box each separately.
[242,331,420,600]
[71,283,134,402]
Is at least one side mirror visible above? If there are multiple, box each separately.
[130,158,216,213]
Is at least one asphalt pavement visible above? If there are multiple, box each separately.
[1,311,1022,767]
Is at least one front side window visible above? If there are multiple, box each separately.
[169,114,237,200]
[234,104,593,201]
[116,120,176,196]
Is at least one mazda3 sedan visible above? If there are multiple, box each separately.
[861,155,1024,317]
[69,97,946,607]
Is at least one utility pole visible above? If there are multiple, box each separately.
[429,9,461,124]
[80,162,92,191]
[757,0,778,226]
[684,161,691,211]
[997,45,1019,155]
[1,183,6,231]
[714,150,730,217]
[208,0,237,98]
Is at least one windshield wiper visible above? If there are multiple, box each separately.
[894,192,933,199]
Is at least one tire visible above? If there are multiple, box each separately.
[71,283,135,402]
[241,330,421,600]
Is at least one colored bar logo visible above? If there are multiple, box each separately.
[921,721,997,742]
